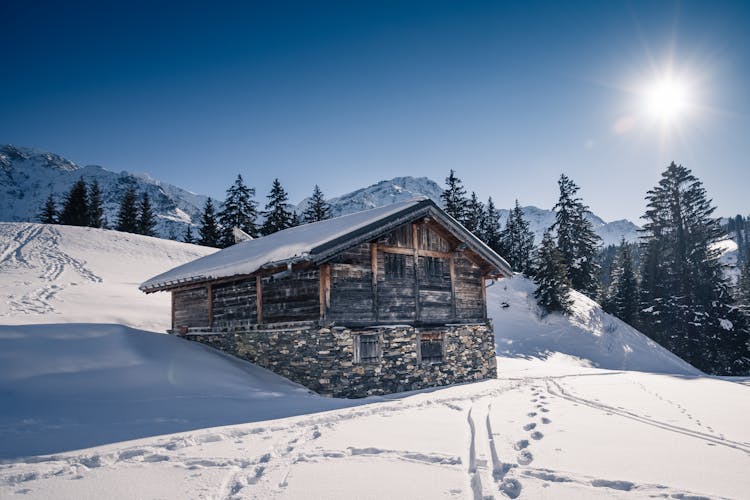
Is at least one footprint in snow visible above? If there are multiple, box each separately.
[527,412,537,417]
[523,423,536,431]
[499,478,522,499]
[539,408,549,413]
[530,431,544,440]
[517,450,533,465]
[514,440,529,451]
[541,417,551,424]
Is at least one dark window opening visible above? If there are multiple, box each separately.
[356,334,381,363]
[385,253,406,279]
[423,256,443,279]
[420,333,444,363]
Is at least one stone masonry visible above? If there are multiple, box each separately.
[187,321,497,398]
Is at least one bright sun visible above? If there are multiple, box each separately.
[644,77,690,122]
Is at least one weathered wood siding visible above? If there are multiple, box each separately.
[377,251,417,322]
[261,269,320,323]
[325,222,487,325]
[454,253,484,320]
[328,244,375,323]
[211,277,257,330]
[418,255,452,321]
[173,287,209,329]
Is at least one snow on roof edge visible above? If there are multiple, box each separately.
[140,198,429,292]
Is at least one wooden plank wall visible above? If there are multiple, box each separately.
[211,277,257,330]
[453,252,485,319]
[173,287,210,329]
[327,244,376,323]
[262,269,320,323]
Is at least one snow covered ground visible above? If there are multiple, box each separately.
[1,223,748,499]
[0,222,215,331]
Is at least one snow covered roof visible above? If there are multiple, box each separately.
[140,197,512,292]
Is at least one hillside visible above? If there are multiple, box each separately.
[488,276,699,375]
[1,219,748,499]
[0,222,215,331]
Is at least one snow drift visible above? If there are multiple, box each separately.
[0,323,358,459]
[489,275,700,375]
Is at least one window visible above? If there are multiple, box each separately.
[420,333,444,363]
[422,256,443,279]
[355,334,381,363]
[385,253,406,279]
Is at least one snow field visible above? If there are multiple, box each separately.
[2,371,747,499]
[0,222,215,331]
[1,221,748,499]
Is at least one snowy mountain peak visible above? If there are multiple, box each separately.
[0,145,208,239]
[0,144,80,173]
[299,176,444,218]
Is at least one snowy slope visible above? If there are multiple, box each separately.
[489,275,699,375]
[1,226,748,498]
[0,145,208,239]
[0,222,215,331]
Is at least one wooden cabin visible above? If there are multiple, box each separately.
[141,197,512,397]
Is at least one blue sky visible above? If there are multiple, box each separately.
[2,1,749,221]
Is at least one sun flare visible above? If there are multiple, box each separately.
[644,77,690,122]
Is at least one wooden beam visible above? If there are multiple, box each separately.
[449,254,457,320]
[413,223,420,322]
[319,265,325,319]
[256,276,263,324]
[481,275,487,319]
[171,291,175,332]
[371,243,379,322]
[380,245,451,259]
[207,284,213,328]
[319,264,331,320]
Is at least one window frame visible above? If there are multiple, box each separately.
[353,333,382,364]
[418,332,445,364]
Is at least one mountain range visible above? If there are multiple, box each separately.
[2,144,639,245]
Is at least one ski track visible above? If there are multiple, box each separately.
[545,378,750,454]
[2,224,101,317]
[0,364,744,498]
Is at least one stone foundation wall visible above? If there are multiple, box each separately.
[188,321,497,398]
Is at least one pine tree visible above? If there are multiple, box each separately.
[59,178,90,226]
[38,193,58,224]
[218,174,259,247]
[499,200,535,275]
[260,179,294,236]
[88,180,104,228]
[137,192,158,237]
[533,231,573,316]
[183,225,196,244]
[116,185,139,233]
[198,198,221,247]
[302,185,332,223]
[737,254,750,317]
[603,240,640,326]
[483,197,502,253]
[441,170,468,224]
[463,192,484,235]
[551,174,601,297]
[639,162,749,374]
